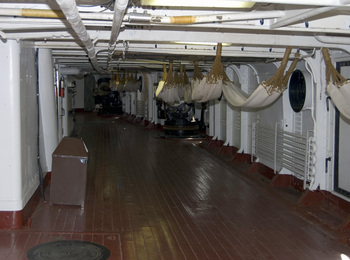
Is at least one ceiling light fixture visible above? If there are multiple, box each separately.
[140,0,255,9]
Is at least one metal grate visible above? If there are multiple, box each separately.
[253,122,312,188]
[277,129,307,179]
[293,112,303,135]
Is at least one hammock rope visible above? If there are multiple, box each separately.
[322,48,347,87]
[262,46,294,95]
[208,43,225,83]
[193,60,204,81]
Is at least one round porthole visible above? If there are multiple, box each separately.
[289,69,306,113]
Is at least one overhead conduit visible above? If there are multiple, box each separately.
[138,11,284,24]
[55,0,128,73]
[55,0,106,74]
[107,0,128,69]
[0,8,114,20]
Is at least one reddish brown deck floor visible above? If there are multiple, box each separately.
[1,112,350,259]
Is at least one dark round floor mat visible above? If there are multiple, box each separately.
[27,240,110,260]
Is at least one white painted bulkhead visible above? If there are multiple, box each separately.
[0,41,61,211]
[0,40,23,210]
[0,40,38,210]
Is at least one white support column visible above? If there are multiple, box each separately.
[225,104,234,146]
[214,99,221,140]
[220,99,227,142]
[225,65,242,148]
[208,99,215,137]
[38,48,58,173]
[0,40,22,210]
[124,92,131,114]
[238,65,252,153]
[306,50,328,190]
[130,92,136,115]
[149,73,157,124]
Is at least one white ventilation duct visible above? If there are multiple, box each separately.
[107,0,128,69]
[55,0,128,73]
[55,0,106,74]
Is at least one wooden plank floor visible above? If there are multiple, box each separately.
[2,112,350,259]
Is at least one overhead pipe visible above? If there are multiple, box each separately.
[270,6,337,29]
[232,0,350,6]
[0,8,114,20]
[127,10,284,24]
[107,0,128,69]
[0,7,282,26]
[55,0,107,74]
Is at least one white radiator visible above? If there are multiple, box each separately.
[252,122,314,189]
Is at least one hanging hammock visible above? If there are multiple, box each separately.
[192,43,225,103]
[186,61,202,103]
[124,72,140,92]
[322,48,350,120]
[109,72,117,91]
[157,62,181,105]
[124,72,131,91]
[155,64,167,98]
[116,71,125,92]
[112,72,124,92]
[223,47,299,109]
[177,65,186,99]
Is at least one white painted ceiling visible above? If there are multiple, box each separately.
[1,0,350,74]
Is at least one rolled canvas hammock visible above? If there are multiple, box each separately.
[174,69,184,99]
[177,65,187,99]
[155,64,167,97]
[109,73,117,91]
[322,48,350,120]
[185,61,203,103]
[192,43,226,103]
[157,62,181,105]
[116,72,125,92]
[223,47,299,109]
[124,72,140,92]
[110,72,124,92]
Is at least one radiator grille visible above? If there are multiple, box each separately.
[253,122,312,186]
